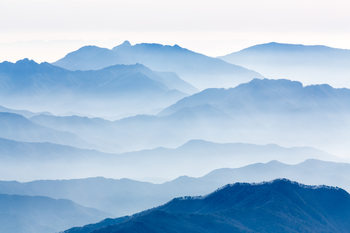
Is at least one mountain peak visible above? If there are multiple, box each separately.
[15,58,38,65]
[113,40,132,50]
[182,139,213,146]
[121,40,131,47]
[233,42,337,54]
[66,178,350,233]
[240,78,304,89]
[77,45,105,52]
[3,58,63,73]
[207,179,346,203]
[0,59,37,69]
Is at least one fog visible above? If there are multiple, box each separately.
[1,40,350,233]
[1,0,350,231]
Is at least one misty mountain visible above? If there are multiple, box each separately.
[0,177,158,217]
[2,159,348,217]
[0,137,112,161]
[0,193,108,233]
[31,109,229,152]
[154,78,350,153]
[0,112,88,148]
[54,41,263,89]
[161,78,350,116]
[23,78,350,154]
[63,179,350,233]
[220,42,350,87]
[30,114,121,152]
[0,59,193,117]
[196,159,350,192]
[54,78,350,153]
[0,136,331,181]
[0,136,117,180]
[0,105,50,118]
[115,140,331,177]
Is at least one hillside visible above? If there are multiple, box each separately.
[220,42,350,87]
[0,112,88,148]
[2,159,349,217]
[0,59,193,117]
[54,41,263,89]
[0,194,107,233]
[0,137,330,182]
[63,179,350,233]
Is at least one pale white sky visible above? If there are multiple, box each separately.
[1,0,350,62]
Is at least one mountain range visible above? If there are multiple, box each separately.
[1,159,349,217]
[54,41,263,89]
[0,135,331,181]
[220,42,350,88]
[3,77,350,154]
[161,78,350,116]
[98,78,350,153]
[0,137,109,161]
[1,40,350,233]
[0,105,50,118]
[26,78,350,153]
[63,179,350,233]
[0,59,194,117]
[0,193,107,233]
[0,112,88,148]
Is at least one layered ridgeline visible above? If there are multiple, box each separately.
[0,136,332,181]
[54,41,263,89]
[1,159,349,217]
[31,78,348,153]
[0,112,89,149]
[160,78,350,116]
[220,42,350,88]
[26,78,350,153]
[151,79,350,153]
[2,78,350,153]
[63,179,350,233]
[0,59,194,118]
[0,194,108,233]
[0,105,49,118]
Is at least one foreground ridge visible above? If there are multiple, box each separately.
[64,179,350,233]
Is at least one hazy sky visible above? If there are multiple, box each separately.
[1,0,350,62]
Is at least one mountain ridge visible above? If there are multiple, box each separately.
[54,41,263,89]
[63,179,350,233]
[3,159,350,217]
[0,112,89,148]
[0,193,108,233]
[0,135,331,182]
[0,59,193,117]
[220,42,350,87]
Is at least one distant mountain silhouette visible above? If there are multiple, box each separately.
[0,135,331,182]
[63,179,350,233]
[0,105,50,117]
[0,59,194,117]
[0,58,193,94]
[152,78,350,153]
[14,78,350,154]
[30,114,122,152]
[220,42,350,87]
[0,112,88,148]
[54,41,263,89]
[160,78,350,116]
[0,193,108,233]
[0,137,111,161]
[2,159,349,217]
